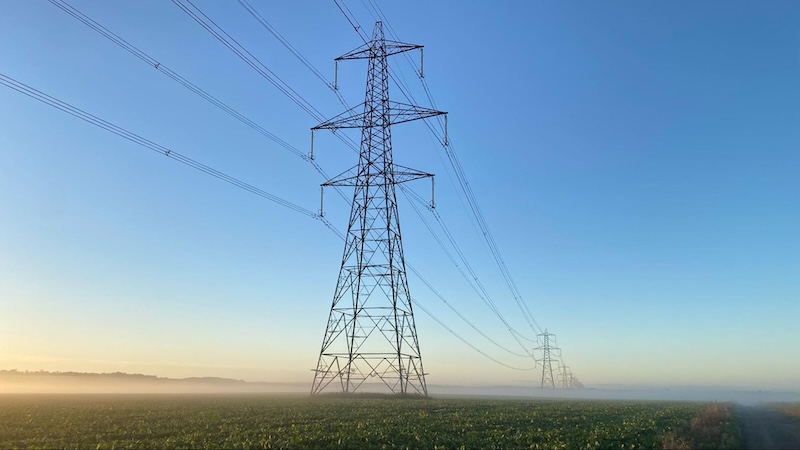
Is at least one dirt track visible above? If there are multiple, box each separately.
[738,406,800,450]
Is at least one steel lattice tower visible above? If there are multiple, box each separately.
[536,330,559,388]
[310,22,445,396]
[559,364,571,389]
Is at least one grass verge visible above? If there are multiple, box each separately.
[661,403,741,449]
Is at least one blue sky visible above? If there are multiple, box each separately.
[1,1,798,390]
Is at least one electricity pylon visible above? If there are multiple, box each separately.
[536,330,559,388]
[559,364,571,388]
[558,365,583,389]
[310,22,446,396]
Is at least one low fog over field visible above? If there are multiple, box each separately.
[3,371,798,404]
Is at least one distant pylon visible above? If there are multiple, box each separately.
[536,330,559,388]
[310,22,446,396]
[558,365,583,389]
[559,364,571,388]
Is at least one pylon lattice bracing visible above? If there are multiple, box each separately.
[310,22,445,396]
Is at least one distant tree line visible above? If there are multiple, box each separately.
[0,369,157,379]
[0,369,246,384]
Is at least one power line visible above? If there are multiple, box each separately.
[403,189,536,352]
[404,194,532,359]
[414,301,535,372]
[49,1,309,166]
[333,0,368,41]
[170,0,364,204]
[0,73,318,220]
[237,0,332,89]
[171,0,326,121]
[48,0,353,207]
[235,0,351,109]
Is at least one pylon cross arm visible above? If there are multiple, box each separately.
[312,102,446,130]
[336,41,422,61]
[390,102,446,125]
[392,164,433,184]
[321,164,432,187]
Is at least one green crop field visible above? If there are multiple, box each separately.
[0,394,739,449]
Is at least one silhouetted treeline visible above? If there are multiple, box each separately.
[0,369,245,383]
